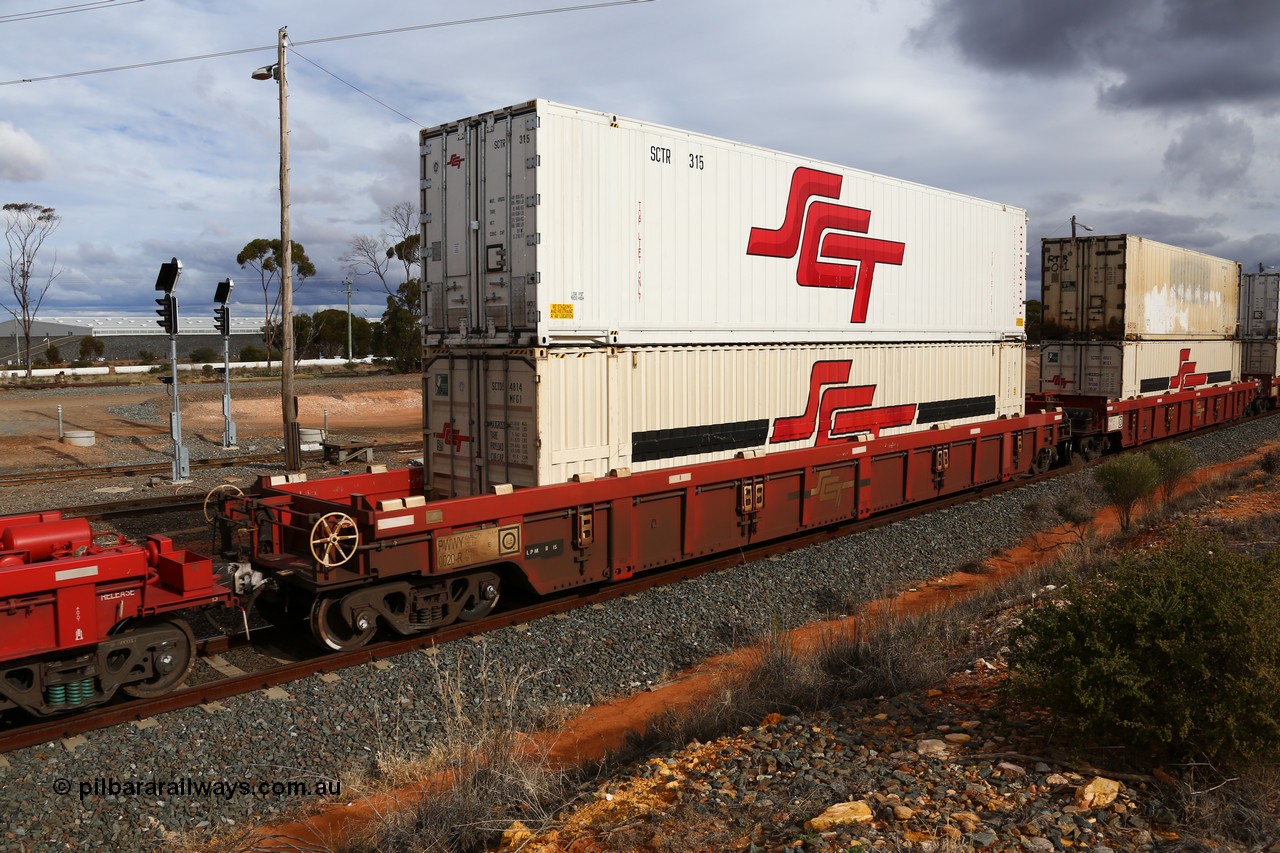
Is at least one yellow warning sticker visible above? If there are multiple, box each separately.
[1016,317,1024,327]
[550,303,574,320]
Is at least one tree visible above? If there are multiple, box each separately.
[341,201,420,299]
[344,201,423,372]
[1094,453,1160,531]
[78,336,105,360]
[3,203,62,379]
[235,238,316,366]
[379,280,422,371]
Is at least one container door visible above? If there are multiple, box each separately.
[436,125,476,336]
[1241,273,1279,338]
[477,112,539,342]
[423,350,541,498]
[423,351,480,498]
[1080,235,1128,338]
[421,130,447,338]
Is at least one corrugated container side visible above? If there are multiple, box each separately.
[1041,235,1239,340]
[421,99,1026,347]
[1239,272,1280,339]
[424,342,1025,497]
[1242,341,1279,377]
[1040,340,1241,399]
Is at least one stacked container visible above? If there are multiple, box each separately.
[1238,270,1280,381]
[421,100,1029,497]
[1039,234,1241,398]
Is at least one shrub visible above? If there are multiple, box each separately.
[1007,532,1280,761]
[137,348,157,365]
[237,344,266,362]
[189,346,219,363]
[1147,443,1196,503]
[1094,453,1159,531]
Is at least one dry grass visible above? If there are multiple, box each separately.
[339,652,580,853]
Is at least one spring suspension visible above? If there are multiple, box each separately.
[45,678,94,707]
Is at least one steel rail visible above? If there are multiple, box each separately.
[1,409,1273,752]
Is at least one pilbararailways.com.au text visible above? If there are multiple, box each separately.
[54,776,342,802]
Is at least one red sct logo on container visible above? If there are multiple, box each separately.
[747,167,906,323]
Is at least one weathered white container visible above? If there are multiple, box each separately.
[423,342,1025,497]
[1041,235,1239,340]
[1242,341,1279,378]
[1239,271,1280,339]
[420,100,1027,347]
[1040,340,1240,398]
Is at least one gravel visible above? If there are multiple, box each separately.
[3,413,1280,850]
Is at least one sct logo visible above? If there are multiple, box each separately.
[446,154,465,169]
[435,420,471,451]
[1171,347,1206,390]
[747,167,906,323]
[770,360,916,445]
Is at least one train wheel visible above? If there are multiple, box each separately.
[121,620,197,699]
[311,594,377,652]
[1079,437,1103,461]
[1028,448,1053,476]
[454,572,501,622]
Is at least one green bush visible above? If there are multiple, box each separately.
[237,345,266,362]
[1147,443,1196,503]
[1095,453,1159,530]
[189,346,219,363]
[1007,532,1280,761]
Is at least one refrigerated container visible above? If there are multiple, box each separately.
[1239,271,1280,339]
[1039,339,1240,399]
[420,100,1027,347]
[1243,341,1279,378]
[423,342,1025,497]
[1041,235,1239,340]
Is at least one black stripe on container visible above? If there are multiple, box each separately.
[1140,377,1170,393]
[631,419,770,463]
[1205,370,1232,384]
[915,395,997,425]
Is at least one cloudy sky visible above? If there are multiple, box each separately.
[2,0,1278,323]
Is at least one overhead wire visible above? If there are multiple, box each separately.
[287,47,424,127]
[2,1,653,85]
[0,1,142,25]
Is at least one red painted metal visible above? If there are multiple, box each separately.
[229,412,1069,601]
[0,511,232,668]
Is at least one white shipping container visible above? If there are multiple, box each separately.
[1040,340,1240,399]
[423,342,1025,497]
[420,100,1027,347]
[1041,235,1239,340]
[1242,341,1279,377]
[1239,272,1280,339]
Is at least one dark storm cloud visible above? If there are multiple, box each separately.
[1163,114,1255,196]
[914,0,1280,110]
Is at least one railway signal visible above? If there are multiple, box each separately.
[154,257,189,481]
[214,278,237,448]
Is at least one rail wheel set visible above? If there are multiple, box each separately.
[3,100,1278,720]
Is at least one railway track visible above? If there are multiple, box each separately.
[0,441,422,487]
[2,412,1272,753]
[0,462,1054,753]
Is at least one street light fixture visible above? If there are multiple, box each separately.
[253,26,301,471]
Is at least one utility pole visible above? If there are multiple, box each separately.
[343,277,353,361]
[254,26,300,471]
[1070,215,1093,238]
